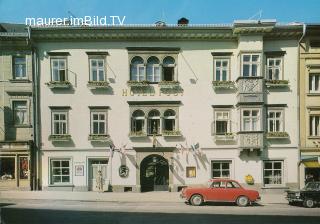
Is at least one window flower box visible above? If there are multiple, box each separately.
[87,81,110,89]
[214,132,236,141]
[158,81,180,89]
[265,79,289,88]
[49,134,72,141]
[46,81,72,89]
[88,134,111,141]
[266,132,289,139]
[212,80,236,90]
[127,80,150,87]
[129,131,147,137]
[162,130,182,137]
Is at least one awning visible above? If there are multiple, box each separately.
[303,161,320,168]
[301,156,320,168]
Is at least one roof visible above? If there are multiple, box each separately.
[0,23,28,39]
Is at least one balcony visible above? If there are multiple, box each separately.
[87,81,110,89]
[265,79,289,88]
[46,81,72,89]
[266,132,289,139]
[236,77,264,104]
[88,134,111,142]
[159,80,180,89]
[129,131,147,138]
[212,81,236,90]
[49,134,72,141]
[127,80,150,88]
[162,130,182,137]
[238,132,264,149]
[214,132,236,141]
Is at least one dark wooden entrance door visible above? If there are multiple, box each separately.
[140,155,169,192]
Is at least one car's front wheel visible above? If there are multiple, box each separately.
[190,194,203,206]
[236,196,249,207]
[303,199,315,208]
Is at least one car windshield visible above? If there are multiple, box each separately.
[303,182,320,190]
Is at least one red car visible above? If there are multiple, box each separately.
[180,179,260,206]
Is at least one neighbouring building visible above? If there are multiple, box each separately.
[0,23,37,190]
[299,24,320,188]
[31,19,302,192]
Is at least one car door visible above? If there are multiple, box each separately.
[207,181,227,201]
[225,181,243,201]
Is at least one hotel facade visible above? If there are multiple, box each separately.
[28,20,303,192]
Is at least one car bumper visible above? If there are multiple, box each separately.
[286,197,303,202]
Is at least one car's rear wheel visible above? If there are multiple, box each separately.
[303,199,315,208]
[190,194,203,206]
[236,196,249,207]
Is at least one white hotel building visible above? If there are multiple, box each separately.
[32,20,302,192]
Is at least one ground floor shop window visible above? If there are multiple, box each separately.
[19,157,29,179]
[186,166,196,178]
[50,159,70,184]
[0,157,15,180]
[263,160,283,186]
[211,161,231,178]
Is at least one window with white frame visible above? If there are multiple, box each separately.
[147,110,161,135]
[309,115,320,137]
[162,56,175,81]
[242,109,260,131]
[268,110,283,132]
[214,59,229,81]
[130,56,145,81]
[267,57,282,80]
[211,161,231,178]
[263,160,283,186]
[309,74,320,93]
[242,54,260,77]
[131,110,145,133]
[51,58,67,82]
[163,110,176,131]
[90,58,105,81]
[13,56,26,79]
[52,111,68,135]
[50,159,70,184]
[13,101,28,125]
[146,56,161,82]
[214,111,231,134]
[91,111,107,135]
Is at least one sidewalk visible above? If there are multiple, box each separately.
[0,191,288,204]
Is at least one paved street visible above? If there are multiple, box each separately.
[1,198,320,224]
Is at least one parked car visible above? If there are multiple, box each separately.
[286,181,320,208]
[180,179,260,206]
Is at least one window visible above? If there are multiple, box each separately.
[162,56,175,81]
[263,161,283,186]
[214,59,229,81]
[309,74,320,93]
[19,157,29,179]
[13,56,26,79]
[50,159,70,184]
[146,56,160,82]
[214,111,230,134]
[186,167,196,178]
[51,58,67,82]
[163,110,176,131]
[52,111,68,135]
[130,56,145,81]
[91,111,107,135]
[13,101,28,125]
[147,110,160,135]
[242,109,260,131]
[0,157,15,180]
[267,58,282,80]
[90,59,105,81]
[310,115,320,136]
[268,110,283,132]
[242,54,260,77]
[211,161,231,178]
[131,110,145,133]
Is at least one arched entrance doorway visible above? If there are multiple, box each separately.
[140,154,169,192]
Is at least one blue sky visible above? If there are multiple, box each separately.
[0,0,319,24]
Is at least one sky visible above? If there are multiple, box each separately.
[0,0,319,25]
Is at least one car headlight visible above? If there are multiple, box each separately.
[295,192,300,197]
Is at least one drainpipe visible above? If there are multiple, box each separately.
[297,23,306,188]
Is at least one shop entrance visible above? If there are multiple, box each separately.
[140,155,169,192]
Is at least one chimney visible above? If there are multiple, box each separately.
[178,17,189,26]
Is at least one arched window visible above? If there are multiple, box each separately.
[147,110,161,134]
[146,56,160,82]
[162,56,175,81]
[130,56,145,81]
[131,110,145,133]
[163,110,176,131]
